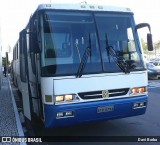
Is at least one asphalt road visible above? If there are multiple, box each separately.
[12,80,160,145]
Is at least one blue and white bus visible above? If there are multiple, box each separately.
[14,3,153,128]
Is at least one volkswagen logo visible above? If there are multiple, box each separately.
[102,90,109,99]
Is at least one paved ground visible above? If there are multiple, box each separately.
[0,76,25,145]
[0,77,19,136]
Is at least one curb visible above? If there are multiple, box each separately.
[8,78,27,145]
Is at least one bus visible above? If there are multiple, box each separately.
[13,3,153,128]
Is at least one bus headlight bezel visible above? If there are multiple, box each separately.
[130,86,147,96]
[55,94,78,103]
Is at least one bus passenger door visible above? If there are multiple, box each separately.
[19,29,32,120]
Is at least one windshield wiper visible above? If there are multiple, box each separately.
[76,33,91,78]
[105,34,130,74]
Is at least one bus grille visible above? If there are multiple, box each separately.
[78,88,130,100]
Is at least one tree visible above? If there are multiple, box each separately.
[2,57,10,67]
[154,40,160,48]
[154,40,160,50]
[153,40,160,56]
[141,38,147,52]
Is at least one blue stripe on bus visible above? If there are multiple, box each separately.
[44,95,147,128]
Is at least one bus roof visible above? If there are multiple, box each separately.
[36,3,132,13]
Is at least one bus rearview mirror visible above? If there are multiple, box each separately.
[147,33,153,51]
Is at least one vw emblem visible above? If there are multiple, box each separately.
[102,90,109,99]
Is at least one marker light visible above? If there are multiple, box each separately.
[90,6,95,9]
[46,4,51,7]
[81,5,86,8]
[98,6,103,9]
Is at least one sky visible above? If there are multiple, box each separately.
[0,0,160,58]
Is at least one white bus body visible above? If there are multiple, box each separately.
[13,3,153,128]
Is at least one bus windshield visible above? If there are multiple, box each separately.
[40,11,144,77]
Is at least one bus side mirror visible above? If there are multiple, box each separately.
[147,33,153,51]
[135,23,153,51]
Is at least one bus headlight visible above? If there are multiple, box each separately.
[130,87,147,95]
[56,95,64,102]
[55,94,78,103]
[65,95,73,101]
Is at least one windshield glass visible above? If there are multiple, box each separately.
[41,11,102,76]
[95,13,144,73]
[40,11,145,77]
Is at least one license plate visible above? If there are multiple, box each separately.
[97,106,114,113]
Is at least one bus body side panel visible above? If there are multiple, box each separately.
[44,96,147,128]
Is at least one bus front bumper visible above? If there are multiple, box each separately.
[44,95,147,128]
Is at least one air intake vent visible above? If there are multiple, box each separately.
[78,88,129,100]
